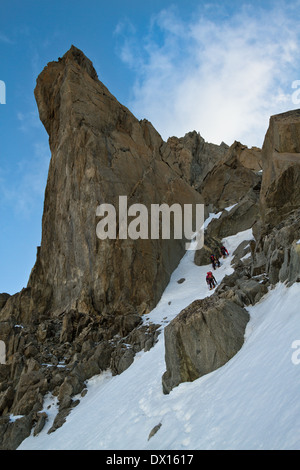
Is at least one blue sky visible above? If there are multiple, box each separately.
[1,0,300,295]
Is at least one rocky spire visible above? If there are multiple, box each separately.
[24,46,204,319]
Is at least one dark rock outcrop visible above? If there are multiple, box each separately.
[251,208,300,284]
[0,294,10,311]
[0,305,161,447]
[260,109,300,227]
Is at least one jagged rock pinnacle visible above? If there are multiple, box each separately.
[62,45,99,81]
[28,47,204,318]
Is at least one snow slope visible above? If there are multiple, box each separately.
[18,226,300,450]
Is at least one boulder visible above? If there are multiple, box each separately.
[235,278,268,305]
[12,369,48,415]
[230,240,252,269]
[33,412,48,436]
[162,297,249,394]
[148,422,162,441]
[0,414,33,450]
[110,345,135,375]
[47,408,72,435]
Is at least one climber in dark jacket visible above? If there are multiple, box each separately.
[210,254,216,270]
[210,253,220,269]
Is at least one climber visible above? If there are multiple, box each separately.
[206,271,217,290]
[210,254,216,270]
[214,254,221,268]
[210,253,220,270]
[220,245,229,258]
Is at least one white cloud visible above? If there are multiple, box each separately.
[116,3,300,148]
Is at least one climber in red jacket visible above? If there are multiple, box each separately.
[206,271,217,290]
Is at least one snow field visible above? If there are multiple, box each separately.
[18,224,300,450]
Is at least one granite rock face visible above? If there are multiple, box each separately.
[162,131,229,191]
[199,141,261,211]
[251,208,300,284]
[2,45,204,323]
[260,110,300,226]
[206,184,260,240]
